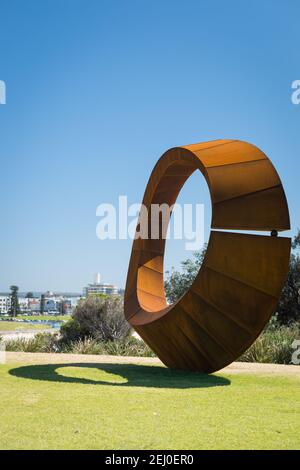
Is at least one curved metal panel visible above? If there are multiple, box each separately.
[124,139,291,373]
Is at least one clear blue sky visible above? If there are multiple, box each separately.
[0,0,299,292]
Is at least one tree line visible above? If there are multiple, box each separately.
[6,289,66,316]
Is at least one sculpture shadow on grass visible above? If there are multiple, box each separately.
[9,362,231,389]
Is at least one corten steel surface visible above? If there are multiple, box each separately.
[124,139,291,373]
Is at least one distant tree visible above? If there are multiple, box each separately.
[9,285,20,317]
[40,294,45,315]
[59,301,66,315]
[164,246,207,303]
[26,292,33,309]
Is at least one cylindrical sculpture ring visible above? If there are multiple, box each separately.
[124,139,291,373]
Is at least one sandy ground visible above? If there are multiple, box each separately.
[2,351,300,376]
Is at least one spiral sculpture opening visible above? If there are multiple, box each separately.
[124,139,291,373]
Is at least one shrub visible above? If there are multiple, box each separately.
[60,318,82,343]
[3,333,155,357]
[61,296,131,343]
[4,332,59,353]
[239,324,300,364]
[102,336,155,357]
[3,324,299,364]
[66,338,103,355]
[67,336,155,357]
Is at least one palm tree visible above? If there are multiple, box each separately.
[40,294,45,315]
[9,285,20,317]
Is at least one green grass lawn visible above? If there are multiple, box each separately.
[9,315,70,322]
[0,321,49,332]
[0,356,299,449]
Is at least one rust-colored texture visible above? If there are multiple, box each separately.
[124,140,291,373]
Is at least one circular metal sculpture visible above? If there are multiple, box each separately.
[124,139,291,373]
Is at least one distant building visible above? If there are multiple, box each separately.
[0,292,74,315]
[27,293,77,315]
[0,296,29,314]
[83,273,118,297]
[18,297,29,313]
[29,298,41,312]
[0,295,10,314]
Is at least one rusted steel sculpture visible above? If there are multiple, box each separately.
[124,140,291,373]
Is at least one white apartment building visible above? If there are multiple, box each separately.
[19,298,29,311]
[83,273,118,297]
[0,296,31,314]
[0,295,11,314]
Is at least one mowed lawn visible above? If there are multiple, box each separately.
[0,315,70,322]
[17,315,70,322]
[0,321,48,332]
[0,353,299,450]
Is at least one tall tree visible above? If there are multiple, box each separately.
[40,294,45,315]
[59,300,66,315]
[164,246,206,303]
[26,292,33,310]
[292,231,300,250]
[9,285,20,317]
[277,230,300,324]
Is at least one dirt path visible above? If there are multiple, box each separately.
[3,351,300,376]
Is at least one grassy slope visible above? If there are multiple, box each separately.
[0,322,48,332]
[0,360,299,449]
